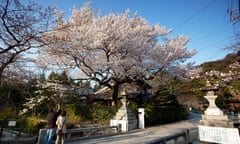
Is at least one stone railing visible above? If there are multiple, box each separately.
[146,127,199,144]
[0,128,37,144]
[37,125,121,144]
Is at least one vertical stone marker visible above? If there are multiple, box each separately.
[199,80,240,144]
[138,108,145,129]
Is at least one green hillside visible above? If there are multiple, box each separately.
[201,51,240,73]
[177,51,240,112]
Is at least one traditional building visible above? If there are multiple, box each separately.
[93,81,153,106]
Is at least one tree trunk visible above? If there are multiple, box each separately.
[112,83,119,106]
[0,68,3,86]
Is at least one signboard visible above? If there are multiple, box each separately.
[8,121,16,127]
[199,125,240,144]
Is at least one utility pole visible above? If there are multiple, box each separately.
[228,0,240,24]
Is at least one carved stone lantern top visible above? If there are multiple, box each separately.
[120,89,129,107]
[201,80,218,92]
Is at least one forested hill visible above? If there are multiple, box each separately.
[177,51,240,112]
[200,51,240,73]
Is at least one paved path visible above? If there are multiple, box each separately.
[1,113,203,144]
[67,120,202,144]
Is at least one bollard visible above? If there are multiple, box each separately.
[138,108,145,129]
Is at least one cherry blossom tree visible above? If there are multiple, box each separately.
[0,0,53,85]
[38,3,196,105]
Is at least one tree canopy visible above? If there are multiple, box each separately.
[0,0,53,85]
[38,2,195,105]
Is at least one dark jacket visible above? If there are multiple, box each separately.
[47,112,57,128]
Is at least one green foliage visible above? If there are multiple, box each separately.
[214,87,232,109]
[91,106,117,124]
[146,88,179,106]
[219,87,233,98]
[215,96,228,109]
[70,103,93,120]
[26,116,41,128]
[201,53,240,73]
[232,80,240,90]
[48,71,75,85]
[143,90,188,126]
[64,104,83,123]
[0,113,40,135]
[0,107,19,119]
[185,52,240,111]
[0,83,27,111]
[25,116,43,134]
[64,95,79,104]
[64,103,118,125]
[144,105,187,126]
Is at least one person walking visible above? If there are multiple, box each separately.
[55,110,67,144]
[44,107,58,144]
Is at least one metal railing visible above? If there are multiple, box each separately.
[1,118,200,144]
[0,119,39,144]
[37,125,121,144]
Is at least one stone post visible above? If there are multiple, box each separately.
[138,108,145,129]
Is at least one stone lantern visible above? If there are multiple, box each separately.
[198,81,240,144]
[199,80,233,127]
[110,89,137,132]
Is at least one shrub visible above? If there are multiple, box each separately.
[25,116,42,134]
[90,106,118,124]
[144,105,187,126]
[64,104,83,123]
[64,103,117,125]
[0,107,19,119]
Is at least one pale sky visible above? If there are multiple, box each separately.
[24,0,240,65]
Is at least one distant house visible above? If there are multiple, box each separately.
[44,82,73,95]
[75,87,94,103]
[93,81,153,106]
[93,87,113,106]
[40,82,94,99]
[40,81,152,106]
[75,88,94,95]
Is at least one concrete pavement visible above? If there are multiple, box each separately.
[67,120,202,144]
[0,112,203,144]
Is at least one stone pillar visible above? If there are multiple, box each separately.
[138,108,145,129]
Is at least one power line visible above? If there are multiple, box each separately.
[191,28,232,42]
[197,35,235,51]
[173,0,217,31]
[193,35,235,63]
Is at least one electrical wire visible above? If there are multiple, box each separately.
[177,0,238,64]
[173,0,217,31]
[191,28,232,42]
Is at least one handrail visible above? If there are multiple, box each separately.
[146,127,198,144]
[0,128,37,144]
[37,125,121,144]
